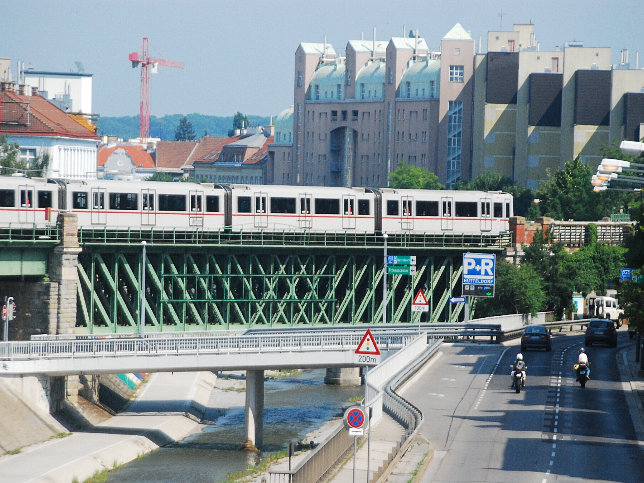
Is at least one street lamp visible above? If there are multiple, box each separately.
[382,233,388,324]
[619,140,644,157]
[140,240,147,338]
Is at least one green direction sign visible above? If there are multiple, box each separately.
[388,255,416,266]
[388,265,417,275]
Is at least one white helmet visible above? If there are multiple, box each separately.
[516,353,523,361]
[579,347,585,353]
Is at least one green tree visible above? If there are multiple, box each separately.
[388,161,443,189]
[620,209,644,334]
[0,134,49,177]
[228,111,249,136]
[522,228,574,319]
[474,260,545,317]
[174,116,196,141]
[146,172,174,182]
[455,171,535,217]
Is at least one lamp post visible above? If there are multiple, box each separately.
[140,240,147,338]
[382,233,388,324]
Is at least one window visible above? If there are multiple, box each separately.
[358,199,370,215]
[352,110,358,121]
[109,193,138,210]
[449,65,464,82]
[297,71,303,87]
[315,198,340,214]
[416,200,438,216]
[315,84,320,100]
[20,189,33,207]
[337,84,342,98]
[159,194,186,212]
[300,198,310,214]
[19,148,37,165]
[270,197,296,214]
[455,201,477,217]
[72,191,88,209]
[93,192,104,209]
[190,194,202,212]
[206,196,220,212]
[331,110,338,122]
[0,189,15,207]
[37,190,53,208]
[386,200,399,216]
[342,110,348,121]
[238,196,251,213]
[142,192,154,211]
[494,202,503,217]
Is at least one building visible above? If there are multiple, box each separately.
[97,144,156,180]
[271,24,475,188]
[0,81,100,179]
[272,22,644,189]
[22,68,94,116]
[193,131,273,184]
[472,23,644,188]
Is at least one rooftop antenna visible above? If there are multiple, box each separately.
[323,35,327,61]
[372,27,376,60]
[498,8,504,30]
[403,24,406,37]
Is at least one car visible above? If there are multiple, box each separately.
[520,325,552,352]
[585,318,618,347]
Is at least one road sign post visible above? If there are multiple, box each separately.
[355,329,381,365]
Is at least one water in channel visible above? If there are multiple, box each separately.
[107,369,363,482]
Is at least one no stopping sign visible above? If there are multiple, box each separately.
[343,406,368,430]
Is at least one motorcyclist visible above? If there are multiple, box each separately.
[576,347,590,380]
[511,353,527,387]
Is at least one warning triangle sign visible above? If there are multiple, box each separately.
[412,289,428,306]
[355,329,381,355]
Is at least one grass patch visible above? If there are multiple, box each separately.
[82,461,122,483]
[265,369,303,379]
[408,452,428,482]
[50,432,72,440]
[348,396,364,403]
[6,448,21,455]
[218,386,245,393]
[224,449,288,482]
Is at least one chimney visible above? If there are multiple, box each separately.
[18,84,26,95]
[31,86,39,96]
[0,81,11,92]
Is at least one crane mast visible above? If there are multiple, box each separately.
[129,37,183,140]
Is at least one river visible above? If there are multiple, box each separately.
[107,369,363,482]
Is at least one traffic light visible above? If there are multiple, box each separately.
[6,297,15,320]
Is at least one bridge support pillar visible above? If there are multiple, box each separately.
[242,369,264,450]
[324,367,362,385]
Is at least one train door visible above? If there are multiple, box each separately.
[441,196,453,231]
[90,187,106,225]
[298,193,312,229]
[18,185,35,224]
[254,191,268,228]
[141,188,156,226]
[480,197,492,232]
[189,190,204,226]
[342,195,356,229]
[401,196,414,230]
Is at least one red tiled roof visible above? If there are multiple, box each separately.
[189,136,241,163]
[244,136,273,164]
[155,140,198,170]
[0,90,99,140]
[98,144,155,169]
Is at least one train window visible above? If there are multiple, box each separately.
[300,198,311,214]
[506,202,511,217]
[72,192,88,209]
[206,196,219,212]
[315,198,340,214]
[455,201,477,217]
[0,189,15,207]
[494,203,502,217]
[190,195,202,212]
[270,197,296,214]
[386,200,399,216]
[93,192,104,209]
[416,200,438,216]
[481,201,491,217]
[38,191,53,208]
[109,193,138,210]
[159,194,186,212]
[358,199,370,215]
[142,193,153,211]
[238,196,251,213]
[20,190,33,207]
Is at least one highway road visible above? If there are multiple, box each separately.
[399,331,644,482]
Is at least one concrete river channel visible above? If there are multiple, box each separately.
[106,369,363,482]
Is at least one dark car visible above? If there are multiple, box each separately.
[520,325,552,352]
[585,318,617,347]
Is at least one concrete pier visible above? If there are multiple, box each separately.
[243,369,264,450]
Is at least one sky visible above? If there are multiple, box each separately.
[3,1,643,119]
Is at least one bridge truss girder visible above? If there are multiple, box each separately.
[76,247,469,333]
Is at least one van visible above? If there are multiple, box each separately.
[585,295,624,323]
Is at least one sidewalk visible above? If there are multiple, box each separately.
[0,371,215,483]
[617,338,644,443]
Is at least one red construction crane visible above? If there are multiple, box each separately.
[129,37,183,139]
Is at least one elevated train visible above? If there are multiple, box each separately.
[0,177,513,236]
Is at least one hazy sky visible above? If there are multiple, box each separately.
[3,1,642,119]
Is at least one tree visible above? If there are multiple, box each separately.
[388,161,443,189]
[456,171,535,217]
[474,260,545,317]
[146,172,174,182]
[227,111,249,136]
[174,116,196,141]
[620,209,644,334]
[0,134,50,177]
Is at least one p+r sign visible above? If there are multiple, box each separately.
[462,253,496,285]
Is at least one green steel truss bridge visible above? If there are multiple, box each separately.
[0,226,512,334]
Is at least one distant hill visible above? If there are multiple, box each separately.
[96,114,271,141]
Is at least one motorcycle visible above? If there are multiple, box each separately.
[576,363,589,388]
[510,366,526,393]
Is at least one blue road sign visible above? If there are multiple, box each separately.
[462,253,496,285]
[621,268,632,281]
[449,296,466,303]
[344,406,366,429]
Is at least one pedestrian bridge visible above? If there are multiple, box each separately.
[0,329,418,376]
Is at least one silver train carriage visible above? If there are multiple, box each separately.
[0,177,513,236]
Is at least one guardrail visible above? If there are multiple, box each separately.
[501,318,592,340]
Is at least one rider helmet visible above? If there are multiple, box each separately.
[516,353,523,361]
[579,347,585,353]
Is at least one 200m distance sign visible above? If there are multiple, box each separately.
[343,406,368,431]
